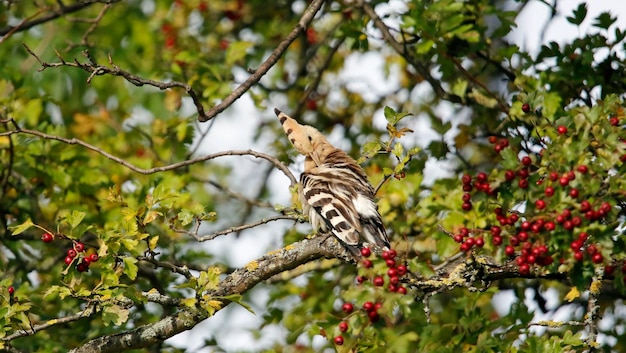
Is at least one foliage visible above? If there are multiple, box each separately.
[1,0,626,352]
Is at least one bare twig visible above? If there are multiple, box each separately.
[355,0,458,103]
[198,0,327,122]
[189,215,300,242]
[585,266,603,351]
[22,43,209,121]
[65,3,112,49]
[137,256,193,280]
[0,123,297,185]
[2,304,98,341]
[0,1,118,37]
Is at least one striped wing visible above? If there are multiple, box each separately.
[300,161,390,250]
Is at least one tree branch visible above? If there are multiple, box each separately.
[0,1,118,37]
[0,123,297,186]
[198,0,327,122]
[68,236,350,353]
[21,43,209,121]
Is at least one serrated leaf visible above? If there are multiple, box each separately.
[226,41,253,66]
[44,285,72,300]
[102,304,130,326]
[566,3,587,25]
[221,294,255,315]
[148,236,159,251]
[120,238,139,251]
[180,298,197,308]
[178,209,195,226]
[67,210,86,229]
[123,257,138,280]
[565,287,580,302]
[10,219,34,235]
[392,142,404,157]
[452,79,469,99]
[143,210,161,224]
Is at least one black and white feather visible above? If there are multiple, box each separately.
[275,108,390,255]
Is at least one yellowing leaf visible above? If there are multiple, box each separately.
[565,287,580,302]
[10,219,34,235]
[123,257,138,280]
[148,236,159,250]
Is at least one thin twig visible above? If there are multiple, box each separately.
[355,0,458,104]
[22,43,209,121]
[0,122,297,185]
[191,215,300,242]
[585,266,603,351]
[2,304,98,341]
[137,256,194,280]
[199,0,327,122]
[0,1,117,37]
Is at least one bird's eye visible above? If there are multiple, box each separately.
[308,135,313,141]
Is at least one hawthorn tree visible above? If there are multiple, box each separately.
[1,0,626,352]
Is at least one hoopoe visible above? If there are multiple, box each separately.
[275,108,390,257]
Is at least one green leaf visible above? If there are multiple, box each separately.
[452,79,469,99]
[178,209,195,226]
[392,142,404,158]
[10,219,34,235]
[225,41,253,66]
[593,12,616,30]
[221,294,255,315]
[67,210,86,229]
[102,304,130,326]
[566,3,587,25]
[122,257,138,280]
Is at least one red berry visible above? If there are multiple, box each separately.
[573,251,584,261]
[356,275,366,284]
[453,234,464,243]
[8,286,14,295]
[577,165,588,174]
[460,242,471,252]
[519,263,530,275]
[569,188,579,198]
[522,103,531,113]
[362,259,373,268]
[580,200,591,212]
[571,216,582,227]
[360,247,371,257]
[75,242,85,252]
[475,237,485,247]
[544,221,555,231]
[342,303,354,314]
[557,125,568,135]
[368,310,380,322]
[492,235,503,245]
[67,249,77,258]
[373,276,384,286]
[385,259,396,268]
[389,276,399,285]
[610,117,619,126]
[476,172,488,183]
[387,268,397,277]
[76,261,89,272]
[338,321,348,333]
[461,174,472,184]
[488,136,498,144]
[521,156,532,166]
[387,249,397,258]
[64,256,74,265]
[333,336,344,346]
[578,232,589,241]
[518,179,528,189]
[89,254,99,263]
[491,226,502,236]
[591,253,603,264]
[559,177,570,186]
[363,301,374,312]
[517,168,530,179]
[505,245,515,256]
[571,240,582,251]
[462,193,471,202]
[535,199,546,210]
[549,171,559,181]
[41,233,53,243]
[398,286,407,295]
[545,187,555,197]
[504,170,516,181]
[396,265,407,276]
[586,244,598,255]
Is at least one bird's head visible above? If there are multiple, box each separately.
[274,108,330,160]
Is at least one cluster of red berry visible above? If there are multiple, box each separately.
[456,120,620,275]
[359,248,407,294]
[331,248,408,346]
[41,232,99,272]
